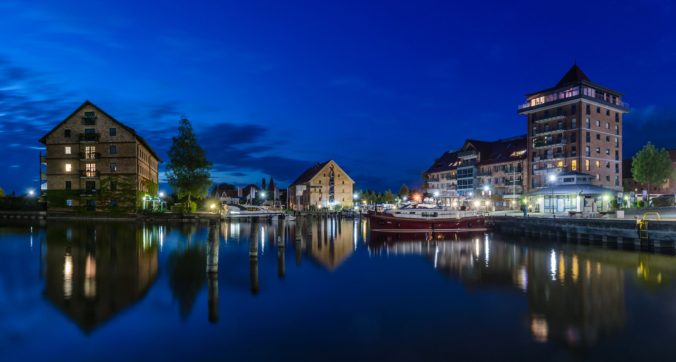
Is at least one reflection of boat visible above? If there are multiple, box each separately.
[368,208,486,232]
[224,204,284,219]
[369,230,484,244]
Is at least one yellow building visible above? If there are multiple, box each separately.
[288,160,355,211]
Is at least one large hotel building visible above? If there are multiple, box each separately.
[518,65,628,191]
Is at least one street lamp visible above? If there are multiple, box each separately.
[548,174,557,216]
[27,189,35,197]
[159,191,165,198]
[353,193,359,200]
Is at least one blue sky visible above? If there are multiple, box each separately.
[1,0,675,194]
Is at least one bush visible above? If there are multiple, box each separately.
[171,201,197,213]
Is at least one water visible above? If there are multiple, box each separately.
[1,218,676,361]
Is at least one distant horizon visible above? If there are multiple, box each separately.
[2,0,676,194]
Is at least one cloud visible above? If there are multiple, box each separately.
[196,122,312,185]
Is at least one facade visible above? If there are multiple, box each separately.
[423,150,460,205]
[623,149,676,194]
[423,136,527,209]
[39,101,161,212]
[518,65,628,191]
[288,160,355,211]
[527,171,616,214]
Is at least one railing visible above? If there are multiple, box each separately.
[519,91,629,111]
[80,189,97,196]
[457,150,477,158]
[79,133,100,142]
[80,170,100,177]
[79,152,101,160]
[533,139,567,148]
[534,126,567,135]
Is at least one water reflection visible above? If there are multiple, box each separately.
[42,222,159,332]
[368,232,632,347]
[32,218,676,352]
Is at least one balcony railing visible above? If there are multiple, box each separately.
[79,133,100,142]
[80,189,97,196]
[80,170,100,178]
[79,152,101,160]
[519,93,629,111]
[533,139,567,149]
[533,126,567,135]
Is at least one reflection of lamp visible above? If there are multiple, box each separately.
[63,253,73,300]
[548,174,557,215]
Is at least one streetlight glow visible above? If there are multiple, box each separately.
[548,174,557,183]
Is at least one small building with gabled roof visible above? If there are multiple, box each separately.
[39,100,161,212]
[288,160,355,211]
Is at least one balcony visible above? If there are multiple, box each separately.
[533,138,567,149]
[533,115,566,124]
[519,92,629,113]
[79,133,100,142]
[80,170,100,178]
[457,150,477,159]
[79,152,101,160]
[533,126,567,135]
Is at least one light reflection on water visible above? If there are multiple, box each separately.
[1,218,676,361]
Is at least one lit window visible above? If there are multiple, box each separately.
[595,160,601,168]
[65,146,71,155]
[585,160,590,171]
[65,163,72,172]
[571,160,577,171]
[556,161,564,167]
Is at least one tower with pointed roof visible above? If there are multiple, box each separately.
[518,64,628,192]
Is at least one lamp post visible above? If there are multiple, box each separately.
[548,174,557,216]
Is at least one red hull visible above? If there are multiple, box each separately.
[368,212,486,232]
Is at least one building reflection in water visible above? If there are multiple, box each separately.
[368,231,630,348]
[43,222,160,333]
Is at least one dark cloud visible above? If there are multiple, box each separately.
[196,122,312,185]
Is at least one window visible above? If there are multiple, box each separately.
[585,146,590,156]
[65,146,71,155]
[605,149,610,155]
[595,160,601,168]
[65,181,71,190]
[110,163,118,172]
[571,118,577,128]
[66,199,73,207]
[571,104,577,114]
[606,109,610,116]
[85,163,96,177]
[596,120,600,127]
[110,127,117,136]
[586,104,590,115]
[596,106,600,113]
[586,132,590,142]
[64,129,71,137]
[596,174,600,180]
[606,175,610,181]
[110,145,117,154]
[111,181,117,191]
[570,133,576,142]
[615,113,619,122]
[585,159,590,171]
[85,146,96,159]
[571,160,577,171]
[606,161,610,168]
[585,116,590,128]
[65,163,72,172]
[615,150,619,160]
[606,121,610,129]
[596,133,600,140]
[111,199,118,208]
[556,160,564,167]
[606,135,610,142]
[84,128,95,134]
[596,147,600,154]
[615,138,619,147]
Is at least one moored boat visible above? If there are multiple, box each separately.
[368,207,486,233]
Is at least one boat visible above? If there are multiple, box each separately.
[368,206,486,233]
[223,204,284,219]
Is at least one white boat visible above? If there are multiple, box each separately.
[223,204,284,219]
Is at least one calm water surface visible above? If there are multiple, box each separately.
[1,218,676,361]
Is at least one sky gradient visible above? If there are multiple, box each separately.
[1,0,675,194]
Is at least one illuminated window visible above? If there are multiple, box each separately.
[85,146,96,160]
[65,163,72,172]
[595,160,601,168]
[85,163,96,177]
[556,161,564,167]
[585,160,590,171]
[571,160,577,171]
[64,146,71,155]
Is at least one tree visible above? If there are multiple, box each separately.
[0,186,4,198]
[166,117,212,207]
[631,143,673,194]
[268,177,276,192]
[261,177,267,191]
[399,184,410,197]
[383,190,395,204]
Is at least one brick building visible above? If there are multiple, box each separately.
[288,160,354,211]
[518,65,628,191]
[39,101,161,212]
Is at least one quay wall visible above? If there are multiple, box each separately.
[488,216,676,251]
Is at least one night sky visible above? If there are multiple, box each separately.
[1,0,675,195]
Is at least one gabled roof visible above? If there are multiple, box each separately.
[425,150,460,174]
[290,160,354,186]
[463,135,527,166]
[39,100,162,162]
[556,64,590,87]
